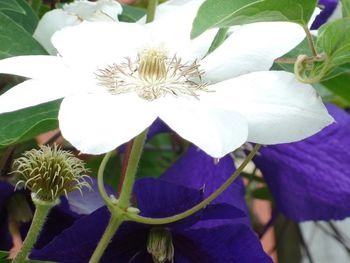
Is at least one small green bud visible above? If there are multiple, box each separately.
[13,144,91,202]
[126,206,140,214]
[147,227,174,263]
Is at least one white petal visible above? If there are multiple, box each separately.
[146,0,215,62]
[201,22,306,83]
[58,93,157,155]
[33,9,79,55]
[0,79,67,113]
[0,55,68,80]
[52,22,150,70]
[201,71,334,144]
[157,98,248,158]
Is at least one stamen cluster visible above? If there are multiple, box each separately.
[147,227,174,263]
[13,145,90,202]
[96,48,209,101]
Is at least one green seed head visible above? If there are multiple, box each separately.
[147,227,174,263]
[13,144,91,202]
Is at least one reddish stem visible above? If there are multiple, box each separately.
[117,140,134,194]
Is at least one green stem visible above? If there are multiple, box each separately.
[118,130,148,209]
[12,195,56,263]
[89,131,148,263]
[88,212,124,263]
[97,151,114,207]
[146,0,158,23]
[303,26,317,57]
[126,144,261,225]
[294,54,330,84]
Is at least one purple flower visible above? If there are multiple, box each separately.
[0,178,90,252]
[30,147,272,263]
[0,181,16,250]
[311,0,340,29]
[253,104,350,221]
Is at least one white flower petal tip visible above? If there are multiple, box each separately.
[58,94,157,155]
[201,22,306,83]
[157,98,249,158]
[0,55,67,80]
[0,79,66,114]
[202,71,334,145]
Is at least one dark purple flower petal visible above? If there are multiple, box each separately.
[254,104,350,221]
[0,181,14,208]
[134,178,245,229]
[173,224,273,263]
[32,205,270,263]
[161,146,249,226]
[311,0,339,29]
[31,206,148,263]
[35,203,78,249]
[31,206,112,263]
[148,118,171,138]
[0,182,17,250]
[134,177,203,218]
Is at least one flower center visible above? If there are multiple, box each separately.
[95,47,208,101]
[138,48,167,82]
[147,227,174,263]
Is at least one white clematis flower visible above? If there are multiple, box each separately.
[0,3,333,158]
[33,0,122,54]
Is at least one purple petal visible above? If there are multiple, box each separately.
[30,206,113,262]
[311,0,339,29]
[134,178,203,218]
[254,104,350,221]
[0,182,17,250]
[66,176,115,215]
[161,146,249,226]
[148,118,171,137]
[31,206,147,263]
[173,224,273,263]
[35,204,77,249]
[0,181,14,208]
[134,178,245,229]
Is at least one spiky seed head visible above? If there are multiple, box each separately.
[13,144,91,202]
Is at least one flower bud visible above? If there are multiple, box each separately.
[13,145,90,202]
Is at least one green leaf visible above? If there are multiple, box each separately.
[1,0,39,33]
[0,100,60,148]
[322,72,350,103]
[191,0,317,38]
[0,0,24,13]
[317,18,350,67]
[0,12,46,58]
[207,27,230,54]
[251,186,272,200]
[0,251,8,259]
[118,5,146,22]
